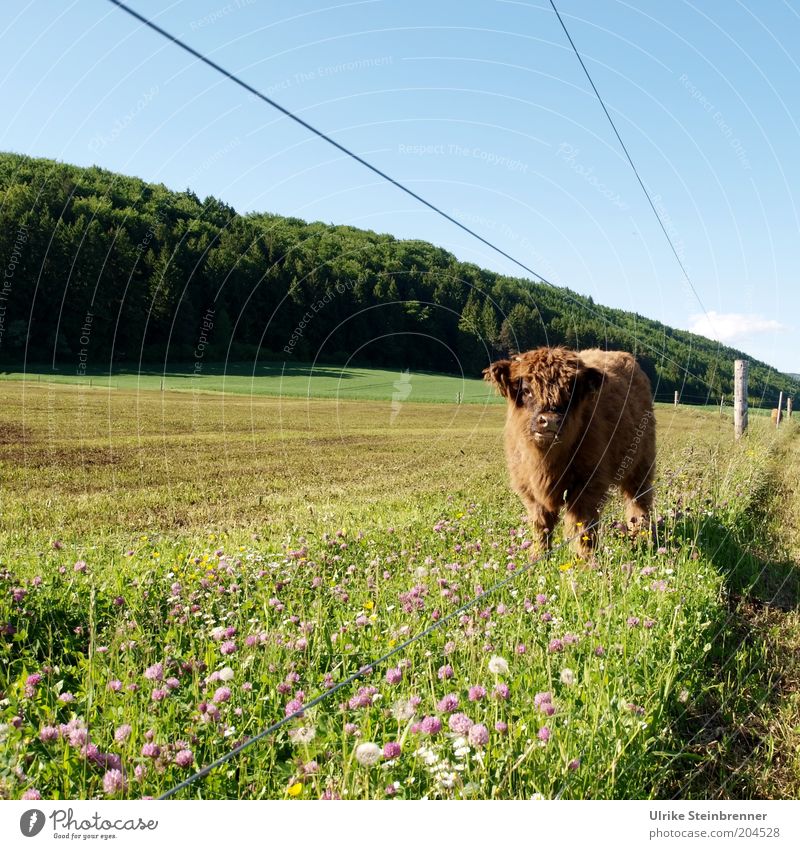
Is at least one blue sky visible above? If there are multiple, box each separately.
[2,0,798,372]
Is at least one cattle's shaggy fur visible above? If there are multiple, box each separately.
[484,347,656,557]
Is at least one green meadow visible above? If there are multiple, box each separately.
[0,363,498,405]
[1,372,798,800]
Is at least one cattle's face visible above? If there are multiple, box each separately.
[483,348,603,449]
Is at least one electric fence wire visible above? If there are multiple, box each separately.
[159,523,596,798]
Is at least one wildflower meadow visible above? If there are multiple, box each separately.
[1,382,796,800]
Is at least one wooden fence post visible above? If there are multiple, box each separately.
[734,359,748,439]
[788,397,794,419]
[719,395,724,418]
[674,390,679,407]
[776,391,784,428]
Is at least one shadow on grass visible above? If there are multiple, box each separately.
[1,361,362,380]
[658,509,799,799]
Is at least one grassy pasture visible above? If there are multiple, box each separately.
[0,378,795,800]
[0,363,780,410]
[1,379,744,540]
[0,362,498,405]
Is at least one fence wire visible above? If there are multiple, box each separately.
[158,523,596,798]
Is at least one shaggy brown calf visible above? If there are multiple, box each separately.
[484,347,656,557]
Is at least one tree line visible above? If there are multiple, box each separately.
[0,151,795,407]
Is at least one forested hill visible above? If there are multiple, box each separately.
[0,151,795,406]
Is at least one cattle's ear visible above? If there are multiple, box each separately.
[483,359,522,402]
[579,366,604,396]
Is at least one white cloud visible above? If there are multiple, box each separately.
[687,310,789,343]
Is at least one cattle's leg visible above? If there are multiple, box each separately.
[563,487,607,558]
[621,457,655,537]
[521,495,558,554]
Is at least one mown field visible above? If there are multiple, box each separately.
[1,378,798,800]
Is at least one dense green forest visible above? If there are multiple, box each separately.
[0,151,795,406]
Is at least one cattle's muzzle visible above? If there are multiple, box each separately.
[531,412,563,444]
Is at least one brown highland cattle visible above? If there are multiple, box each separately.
[484,347,656,557]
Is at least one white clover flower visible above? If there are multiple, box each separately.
[422,749,440,766]
[560,667,575,686]
[355,742,381,766]
[438,771,457,789]
[488,655,509,675]
[218,666,235,682]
